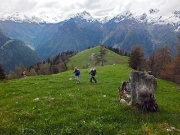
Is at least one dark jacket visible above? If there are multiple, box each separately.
[89,70,96,76]
[74,70,80,76]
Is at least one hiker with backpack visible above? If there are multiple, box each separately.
[73,67,80,84]
[89,68,97,83]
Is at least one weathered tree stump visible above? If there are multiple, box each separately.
[129,71,158,112]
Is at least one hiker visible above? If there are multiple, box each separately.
[89,68,97,83]
[73,67,80,84]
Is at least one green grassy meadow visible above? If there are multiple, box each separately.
[67,45,128,70]
[0,46,180,134]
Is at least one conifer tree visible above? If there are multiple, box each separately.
[0,64,6,80]
[129,45,146,71]
[95,44,107,66]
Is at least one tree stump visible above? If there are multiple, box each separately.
[129,71,158,112]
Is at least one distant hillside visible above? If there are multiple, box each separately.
[0,20,43,46]
[0,30,42,74]
[35,20,103,59]
[67,45,129,70]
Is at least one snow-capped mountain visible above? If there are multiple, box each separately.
[102,9,180,31]
[106,11,134,23]
[0,12,63,23]
[137,9,180,25]
[0,12,44,23]
[149,9,159,14]
[0,9,179,26]
[68,9,180,31]
[72,11,96,22]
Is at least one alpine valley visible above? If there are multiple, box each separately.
[0,10,180,73]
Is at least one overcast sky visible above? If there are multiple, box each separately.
[0,0,179,19]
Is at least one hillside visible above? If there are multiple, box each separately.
[0,20,43,45]
[0,63,179,134]
[67,45,129,70]
[0,30,42,74]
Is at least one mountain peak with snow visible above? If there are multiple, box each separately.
[72,11,95,22]
[149,9,159,14]
[0,12,63,23]
[173,10,180,18]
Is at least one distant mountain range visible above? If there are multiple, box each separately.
[0,10,180,73]
[0,10,180,27]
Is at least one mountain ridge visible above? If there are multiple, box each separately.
[0,9,179,30]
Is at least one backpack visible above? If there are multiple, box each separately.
[90,69,96,76]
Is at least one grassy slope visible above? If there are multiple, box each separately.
[67,45,129,70]
[0,47,180,135]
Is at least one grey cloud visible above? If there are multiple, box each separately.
[92,8,114,17]
[14,0,38,12]
[0,0,179,20]
[158,0,180,15]
[41,1,61,9]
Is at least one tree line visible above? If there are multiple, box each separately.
[105,46,130,57]
[88,45,130,57]
[129,45,180,84]
[1,51,76,80]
